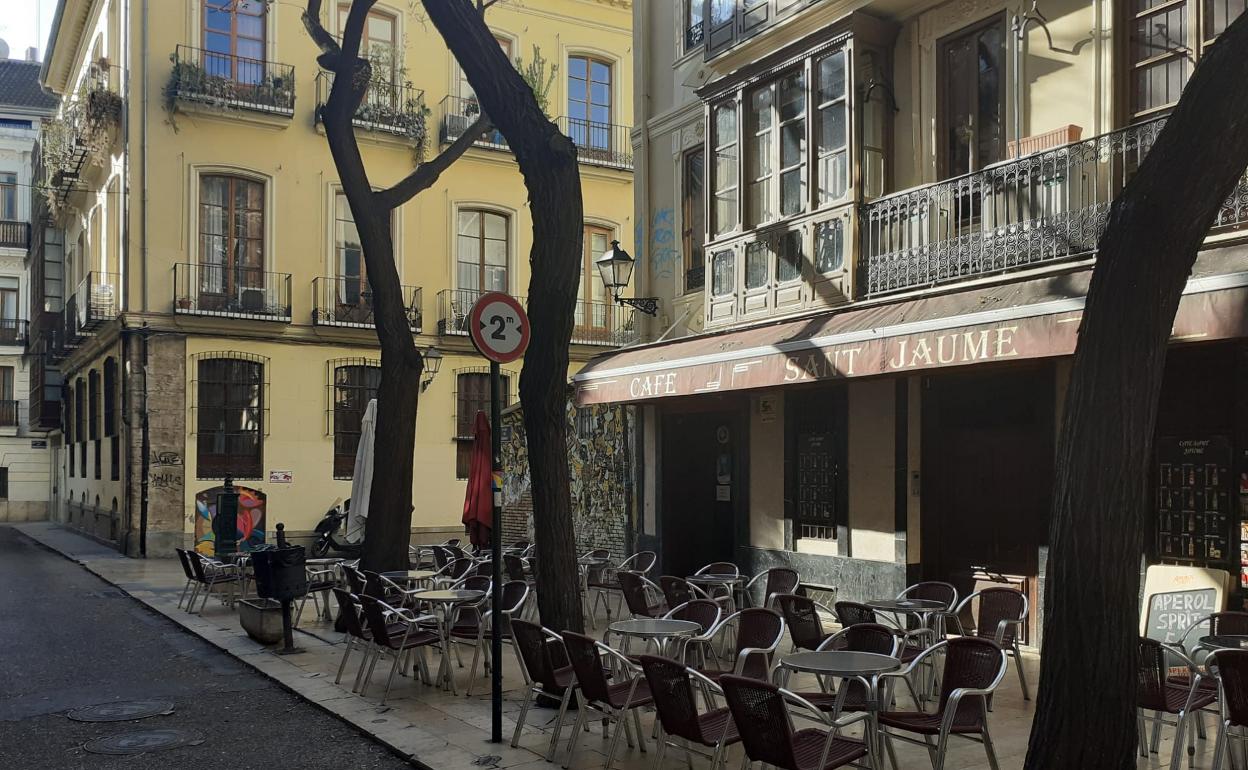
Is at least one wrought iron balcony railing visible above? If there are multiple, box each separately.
[685,20,705,51]
[0,319,28,346]
[0,220,30,249]
[0,400,20,428]
[73,272,120,332]
[315,72,428,139]
[437,288,635,347]
[312,276,422,332]
[170,45,296,115]
[438,95,509,151]
[174,263,292,322]
[858,117,1248,298]
[557,117,633,170]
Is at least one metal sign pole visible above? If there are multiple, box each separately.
[489,360,503,743]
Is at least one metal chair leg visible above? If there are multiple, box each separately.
[548,686,575,762]
[1013,643,1030,701]
[1140,712,1152,758]
[1170,711,1190,770]
[335,637,356,684]
[982,726,1001,770]
[380,650,403,706]
[653,726,669,769]
[605,708,629,769]
[562,700,592,769]
[633,706,647,753]
[511,686,534,748]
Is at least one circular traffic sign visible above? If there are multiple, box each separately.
[469,292,531,364]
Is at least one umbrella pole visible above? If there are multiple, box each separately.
[490,360,504,743]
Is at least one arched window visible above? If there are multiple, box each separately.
[567,55,613,150]
[198,174,265,309]
[331,361,381,480]
[456,209,508,294]
[194,353,266,479]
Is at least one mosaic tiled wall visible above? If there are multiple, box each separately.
[500,398,634,559]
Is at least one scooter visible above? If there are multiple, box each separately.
[312,499,364,557]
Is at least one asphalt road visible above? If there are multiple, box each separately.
[0,526,415,769]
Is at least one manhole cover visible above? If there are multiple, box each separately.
[83,728,203,755]
[67,700,175,723]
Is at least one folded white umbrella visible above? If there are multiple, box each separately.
[345,398,376,544]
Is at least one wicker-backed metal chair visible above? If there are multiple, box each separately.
[1210,648,1248,770]
[695,561,742,612]
[692,607,785,682]
[878,637,1007,770]
[1137,636,1216,768]
[720,673,872,770]
[330,587,377,690]
[946,587,1030,700]
[510,619,576,759]
[187,552,242,614]
[618,570,665,619]
[452,580,529,697]
[834,601,880,628]
[663,599,723,666]
[357,595,438,706]
[640,654,741,769]
[590,550,659,622]
[503,554,527,583]
[174,548,198,609]
[660,575,701,609]
[779,593,840,652]
[559,630,654,769]
[746,567,800,609]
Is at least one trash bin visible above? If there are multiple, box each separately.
[250,546,308,601]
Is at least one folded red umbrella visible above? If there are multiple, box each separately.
[462,410,493,548]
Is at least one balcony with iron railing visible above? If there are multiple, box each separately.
[0,400,19,428]
[312,276,422,332]
[315,73,428,139]
[856,117,1248,298]
[438,95,509,152]
[437,288,636,347]
[174,263,292,322]
[42,63,124,203]
[557,117,633,170]
[0,319,29,347]
[170,45,296,116]
[0,221,29,249]
[72,272,120,333]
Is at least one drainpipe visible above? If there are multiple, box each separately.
[141,0,149,312]
[139,327,150,556]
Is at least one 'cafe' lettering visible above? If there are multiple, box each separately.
[629,372,679,398]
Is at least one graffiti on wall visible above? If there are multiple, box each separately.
[501,396,632,553]
[194,485,267,555]
[649,208,676,281]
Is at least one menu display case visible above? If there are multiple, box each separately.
[1156,436,1232,573]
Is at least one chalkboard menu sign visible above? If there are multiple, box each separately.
[1144,588,1219,643]
[1156,435,1231,566]
[797,432,837,539]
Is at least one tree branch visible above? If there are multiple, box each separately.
[340,0,380,62]
[374,115,494,210]
[302,0,341,60]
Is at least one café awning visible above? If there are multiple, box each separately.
[574,247,1248,406]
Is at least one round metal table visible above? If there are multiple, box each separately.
[1199,635,1248,651]
[687,573,745,611]
[418,589,487,693]
[778,651,900,758]
[866,599,947,613]
[608,618,701,659]
[381,569,440,583]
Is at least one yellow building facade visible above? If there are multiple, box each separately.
[36,0,634,555]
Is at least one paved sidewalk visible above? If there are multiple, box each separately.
[13,522,1216,769]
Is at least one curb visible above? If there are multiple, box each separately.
[11,524,439,770]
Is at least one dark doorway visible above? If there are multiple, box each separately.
[659,409,740,578]
[921,364,1055,640]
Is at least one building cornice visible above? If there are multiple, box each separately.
[40,0,95,95]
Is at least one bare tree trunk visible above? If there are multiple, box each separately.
[303,0,490,572]
[1024,13,1248,768]
[420,0,586,633]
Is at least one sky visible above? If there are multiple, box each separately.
[0,0,59,62]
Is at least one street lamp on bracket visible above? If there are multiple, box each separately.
[594,240,661,316]
[420,347,443,392]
